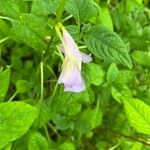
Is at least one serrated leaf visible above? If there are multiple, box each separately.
[0,102,38,149]
[107,63,119,83]
[10,14,47,51]
[84,25,132,68]
[0,69,10,101]
[66,25,80,41]
[31,0,59,16]
[28,132,48,150]
[123,98,150,135]
[65,0,94,23]
[83,63,104,86]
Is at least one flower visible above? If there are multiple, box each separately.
[57,24,92,92]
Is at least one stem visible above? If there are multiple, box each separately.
[36,61,44,128]
[46,65,57,78]
[44,125,51,142]
[0,16,14,22]
[40,61,44,102]
[47,122,60,138]
[79,46,87,49]
[8,92,18,102]
[56,45,64,61]
[0,37,10,44]
[51,82,58,98]
[62,15,73,22]
[0,47,1,62]
[108,143,120,150]
[55,0,67,23]
[108,128,150,146]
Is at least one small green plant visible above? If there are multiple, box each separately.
[0,0,150,149]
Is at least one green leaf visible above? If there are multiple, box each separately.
[65,0,94,23]
[53,114,73,130]
[84,25,132,68]
[123,0,143,13]
[28,132,48,150]
[0,20,9,37]
[33,100,52,129]
[111,86,132,103]
[123,98,150,135]
[51,87,86,116]
[0,0,20,19]
[115,70,135,85]
[107,63,119,83]
[10,14,47,51]
[75,100,102,133]
[16,80,31,93]
[98,5,114,31]
[31,0,59,16]
[0,102,38,149]
[83,63,104,86]
[131,142,143,150]
[66,25,80,41]
[2,143,12,150]
[132,51,150,68]
[0,69,10,101]
[62,101,81,116]
[58,142,75,150]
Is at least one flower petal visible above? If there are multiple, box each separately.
[64,81,85,92]
[59,44,92,63]
[80,52,92,63]
[58,60,85,92]
[63,30,81,59]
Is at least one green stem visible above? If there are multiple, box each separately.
[46,65,57,78]
[8,92,18,102]
[55,0,67,23]
[0,37,10,44]
[0,16,14,22]
[0,47,1,62]
[44,125,51,142]
[56,45,64,61]
[107,127,150,147]
[62,15,73,22]
[51,82,58,98]
[79,46,87,49]
[47,122,60,138]
[40,61,44,102]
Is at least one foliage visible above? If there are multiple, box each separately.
[0,0,150,149]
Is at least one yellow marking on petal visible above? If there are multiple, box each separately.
[63,57,81,75]
[55,23,70,55]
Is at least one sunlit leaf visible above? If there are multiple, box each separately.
[123,98,150,135]
[28,132,48,150]
[0,102,38,149]
[84,25,132,68]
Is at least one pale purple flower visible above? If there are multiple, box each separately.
[58,27,92,92]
